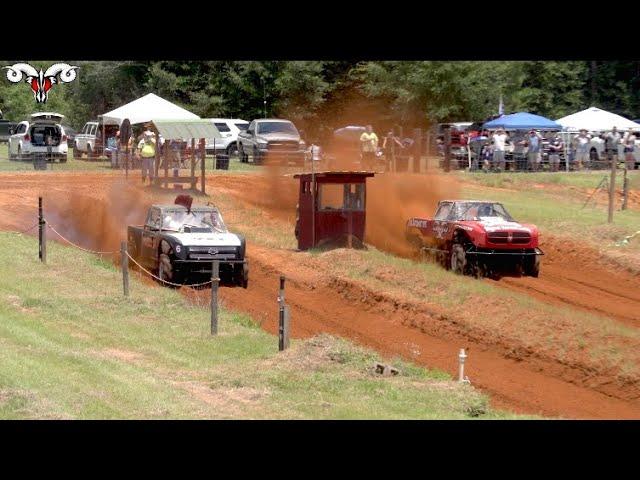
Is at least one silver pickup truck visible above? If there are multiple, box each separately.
[236,118,306,165]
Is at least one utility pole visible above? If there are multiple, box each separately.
[262,78,267,118]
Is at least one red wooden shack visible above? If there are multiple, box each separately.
[293,171,375,250]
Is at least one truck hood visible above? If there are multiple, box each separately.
[456,217,533,233]
[257,133,300,142]
[474,217,532,233]
[166,232,241,247]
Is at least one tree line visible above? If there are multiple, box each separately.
[1,61,639,140]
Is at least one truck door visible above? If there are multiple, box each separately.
[432,202,453,239]
[141,207,162,268]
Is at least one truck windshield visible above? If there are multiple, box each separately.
[161,209,227,233]
[452,202,514,222]
[257,122,298,135]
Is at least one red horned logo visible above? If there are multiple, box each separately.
[3,63,79,103]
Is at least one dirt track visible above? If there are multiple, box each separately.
[2,170,640,418]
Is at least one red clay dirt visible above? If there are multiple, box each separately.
[2,170,640,418]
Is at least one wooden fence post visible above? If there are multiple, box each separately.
[608,155,617,223]
[211,260,219,335]
[413,128,422,173]
[200,138,206,195]
[121,241,129,297]
[622,167,629,211]
[278,275,287,351]
[38,196,46,264]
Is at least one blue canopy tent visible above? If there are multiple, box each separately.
[483,112,568,171]
[483,112,561,131]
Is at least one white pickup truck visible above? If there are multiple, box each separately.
[73,121,119,159]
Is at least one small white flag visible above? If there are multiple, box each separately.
[498,94,504,115]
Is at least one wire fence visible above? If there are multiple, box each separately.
[46,223,119,255]
[125,251,213,288]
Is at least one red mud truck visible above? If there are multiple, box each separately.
[405,200,543,279]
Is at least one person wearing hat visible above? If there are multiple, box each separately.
[573,129,591,171]
[138,131,156,184]
[526,129,543,172]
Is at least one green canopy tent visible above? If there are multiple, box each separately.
[151,119,222,194]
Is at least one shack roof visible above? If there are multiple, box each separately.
[152,119,221,140]
[292,171,376,180]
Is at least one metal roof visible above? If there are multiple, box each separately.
[152,119,222,140]
[292,171,377,178]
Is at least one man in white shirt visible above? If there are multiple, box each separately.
[573,129,591,171]
[491,128,509,171]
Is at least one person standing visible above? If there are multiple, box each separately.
[359,125,379,168]
[548,132,564,172]
[604,126,622,166]
[138,131,157,185]
[573,129,591,171]
[526,129,543,172]
[622,129,636,170]
[491,128,508,172]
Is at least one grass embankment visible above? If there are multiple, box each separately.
[0,232,516,419]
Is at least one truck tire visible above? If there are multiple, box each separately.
[87,143,94,160]
[524,254,540,278]
[226,142,238,158]
[450,243,466,275]
[235,262,249,289]
[158,253,178,286]
[73,144,81,159]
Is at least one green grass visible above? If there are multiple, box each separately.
[0,232,521,419]
[461,170,640,190]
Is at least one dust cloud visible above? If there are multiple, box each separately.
[42,179,152,254]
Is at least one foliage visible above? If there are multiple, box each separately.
[2,60,640,133]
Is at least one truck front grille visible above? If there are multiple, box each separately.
[267,141,299,151]
[188,246,238,260]
[487,231,531,244]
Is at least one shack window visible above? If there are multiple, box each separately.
[318,183,364,211]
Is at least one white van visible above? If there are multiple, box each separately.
[205,118,249,156]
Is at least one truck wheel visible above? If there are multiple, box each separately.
[87,144,94,160]
[524,254,540,278]
[226,142,238,158]
[450,243,466,275]
[158,253,177,286]
[234,263,249,288]
[73,144,81,159]
[238,144,246,163]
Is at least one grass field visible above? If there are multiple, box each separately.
[0,232,521,419]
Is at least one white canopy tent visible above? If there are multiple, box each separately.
[556,107,640,133]
[99,93,200,126]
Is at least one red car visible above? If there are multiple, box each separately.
[406,200,543,279]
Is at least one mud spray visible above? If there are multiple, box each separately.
[41,178,153,255]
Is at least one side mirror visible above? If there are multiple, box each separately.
[9,126,15,135]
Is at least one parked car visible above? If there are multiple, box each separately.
[74,120,119,159]
[205,118,249,156]
[8,112,68,162]
[236,119,306,165]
